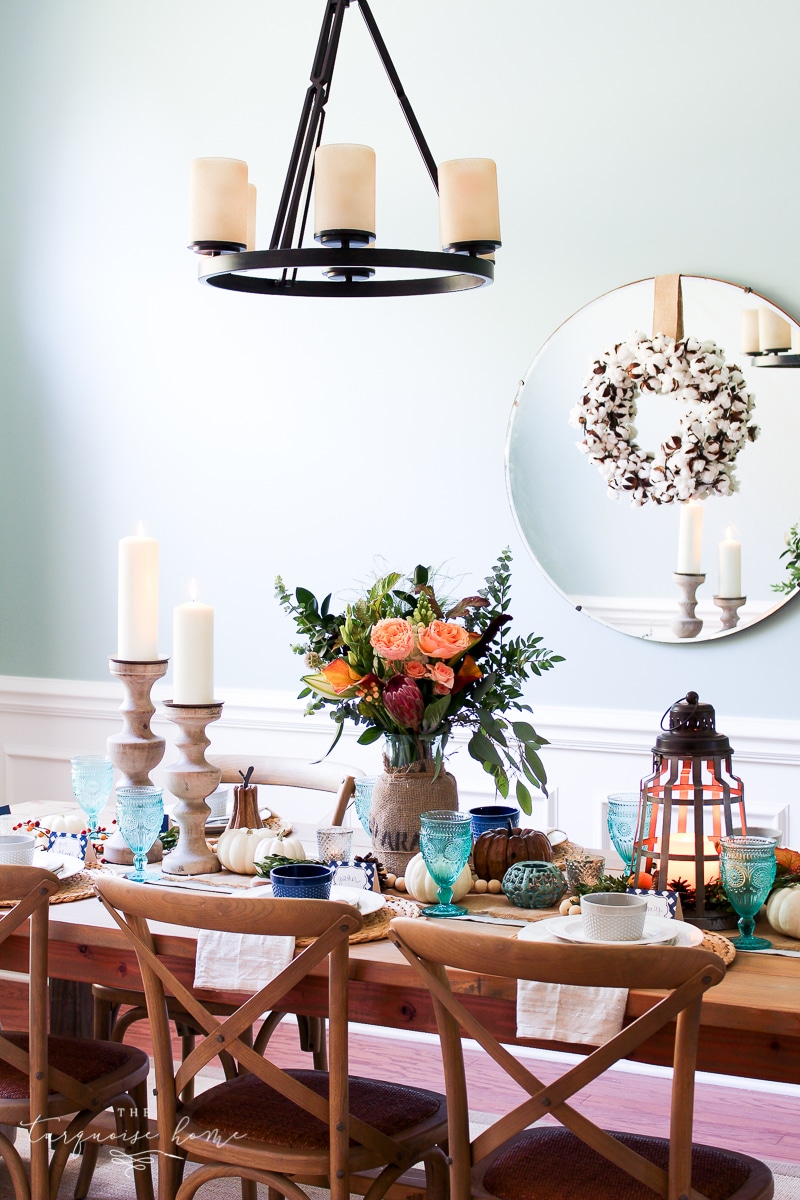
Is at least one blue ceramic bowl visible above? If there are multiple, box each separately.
[270,862,334,899]
[469,805,520,840]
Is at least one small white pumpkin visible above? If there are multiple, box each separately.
[254,831,306,862]
[40,812,87,834]
[404,852,472,904]
[216,827,269,875]
[766,884,800,940]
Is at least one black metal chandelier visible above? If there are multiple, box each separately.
[188,0,500,297]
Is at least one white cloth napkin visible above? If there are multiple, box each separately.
[515,924,627,1046]
[193,929,295,992]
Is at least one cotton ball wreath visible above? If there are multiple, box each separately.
[569,331,759,506]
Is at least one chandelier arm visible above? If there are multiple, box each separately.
[356,0,439,191]
[271,0,348,250]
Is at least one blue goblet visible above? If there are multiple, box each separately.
[719,835,776,951]
[71,755,114,837]
[116,786,164,883]
[607,793,652,873]
[419,810,473,918]
[353,777,378,836]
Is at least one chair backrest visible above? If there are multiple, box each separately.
[389,917,726,1200]
[208,754,362,827]
[94,873,405,1198]
[0,866,81,1195]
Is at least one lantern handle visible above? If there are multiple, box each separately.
[659,691,700,731]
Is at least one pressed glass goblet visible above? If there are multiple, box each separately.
[719,835,777,950]
[71,755,114,837]
[116,786,164,883]
[353,777,378,836]
[607,793,652,873]
[419,810,473,918]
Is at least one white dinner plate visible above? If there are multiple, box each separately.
[518,915,703,949]
[32,851,84,881]
[329,885,385,915]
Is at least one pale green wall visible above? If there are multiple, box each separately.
[0,0,797,716]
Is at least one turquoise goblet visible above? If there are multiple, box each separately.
[607,793,653,873]
[116,786,164,883]
[719,835,776,951]
[419,810,472,918]
[71,755,114,837]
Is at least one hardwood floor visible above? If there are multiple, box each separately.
[3,980,798,1165]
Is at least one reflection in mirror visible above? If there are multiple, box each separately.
[506,277,800,642]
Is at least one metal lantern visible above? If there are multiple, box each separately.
[632,691,746,929]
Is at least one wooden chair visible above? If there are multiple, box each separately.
[93,754,363,1073]
[94,872,448,1200]
[0,866,152,1200]
[388,917,774,1200]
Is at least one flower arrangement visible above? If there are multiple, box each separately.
[275,550,563,813]
[569,331,759,506]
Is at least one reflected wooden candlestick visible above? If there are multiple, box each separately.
[161,701,223,875]
[671,573,705,640]
[714,595,746,632]
[104,656,169,865]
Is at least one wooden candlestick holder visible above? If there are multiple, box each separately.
[714,595,746,631]
[104,656,169,866]
[671,573,705,640]
[161,701,223,875]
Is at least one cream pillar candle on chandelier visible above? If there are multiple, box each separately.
[189,157,249,252]
[314,144,376,244]
[438,158,500,252]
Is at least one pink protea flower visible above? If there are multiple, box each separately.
[382,674,425,730]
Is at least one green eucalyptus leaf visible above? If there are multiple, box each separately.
[357,726,383,746]
[516,778,532,815]
[468,730,504,770]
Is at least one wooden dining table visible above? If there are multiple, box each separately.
[3,887,800,1088]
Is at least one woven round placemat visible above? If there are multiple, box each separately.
[0,865,112,907]
[294,894,420,947]
[699,930,736,965]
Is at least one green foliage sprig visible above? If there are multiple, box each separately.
[772,522,800,595]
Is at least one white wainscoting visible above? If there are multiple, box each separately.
[0,675,797,852]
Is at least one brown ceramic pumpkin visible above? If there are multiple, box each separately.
[472,827,553,882]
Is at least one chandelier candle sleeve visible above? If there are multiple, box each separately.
[314,144,376,241]
[758,307,791,352]
[741,309,760,354]
[676,502,703,574]
[172,592,214,705]
[438,158,500,250]
[117,529,159,661]
[189,157,248,249]
[718,530,742,598]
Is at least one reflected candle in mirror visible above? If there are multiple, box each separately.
[718,528,742,598]
[758,306,791,352]
[741,309,759,354]
[676,502,703,574]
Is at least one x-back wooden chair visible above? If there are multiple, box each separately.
[95,873,448,1200]
[389,918,774,1200]
[0,865,152,1200]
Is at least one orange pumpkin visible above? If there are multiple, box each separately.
[472,827,553,882]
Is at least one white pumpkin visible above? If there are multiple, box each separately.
[216,827,269,875]
[40,812,87,834]
[404,853,472,904]
[254,831,306,861]
[766,885,800,940]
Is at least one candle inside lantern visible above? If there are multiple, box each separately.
[676,501,703,574]
[314,144,376,240]
[718,527,742,599]
[117,524,159,661]
[656,831,719,891]
[438,158,500,250]
[189,157,248,249]
[741,309,759,354]
[172,583,214,705]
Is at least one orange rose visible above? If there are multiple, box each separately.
[417,620,473,659]
[370,617,415,661]
[404,660,427,679]
[427,662,454,691]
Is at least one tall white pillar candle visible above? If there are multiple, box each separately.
[676,502,703,574]
[758,306,791,352]
[741,309,759,354]
[718,528,742,598]
[314,144,376,237]
[189,157,248,247]
[117,527,159,660]
[173,587,214,705]
[438,158,500,249]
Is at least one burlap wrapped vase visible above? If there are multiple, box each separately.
[369,739,458,876]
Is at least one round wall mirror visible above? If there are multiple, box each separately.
[506,276,800,642]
